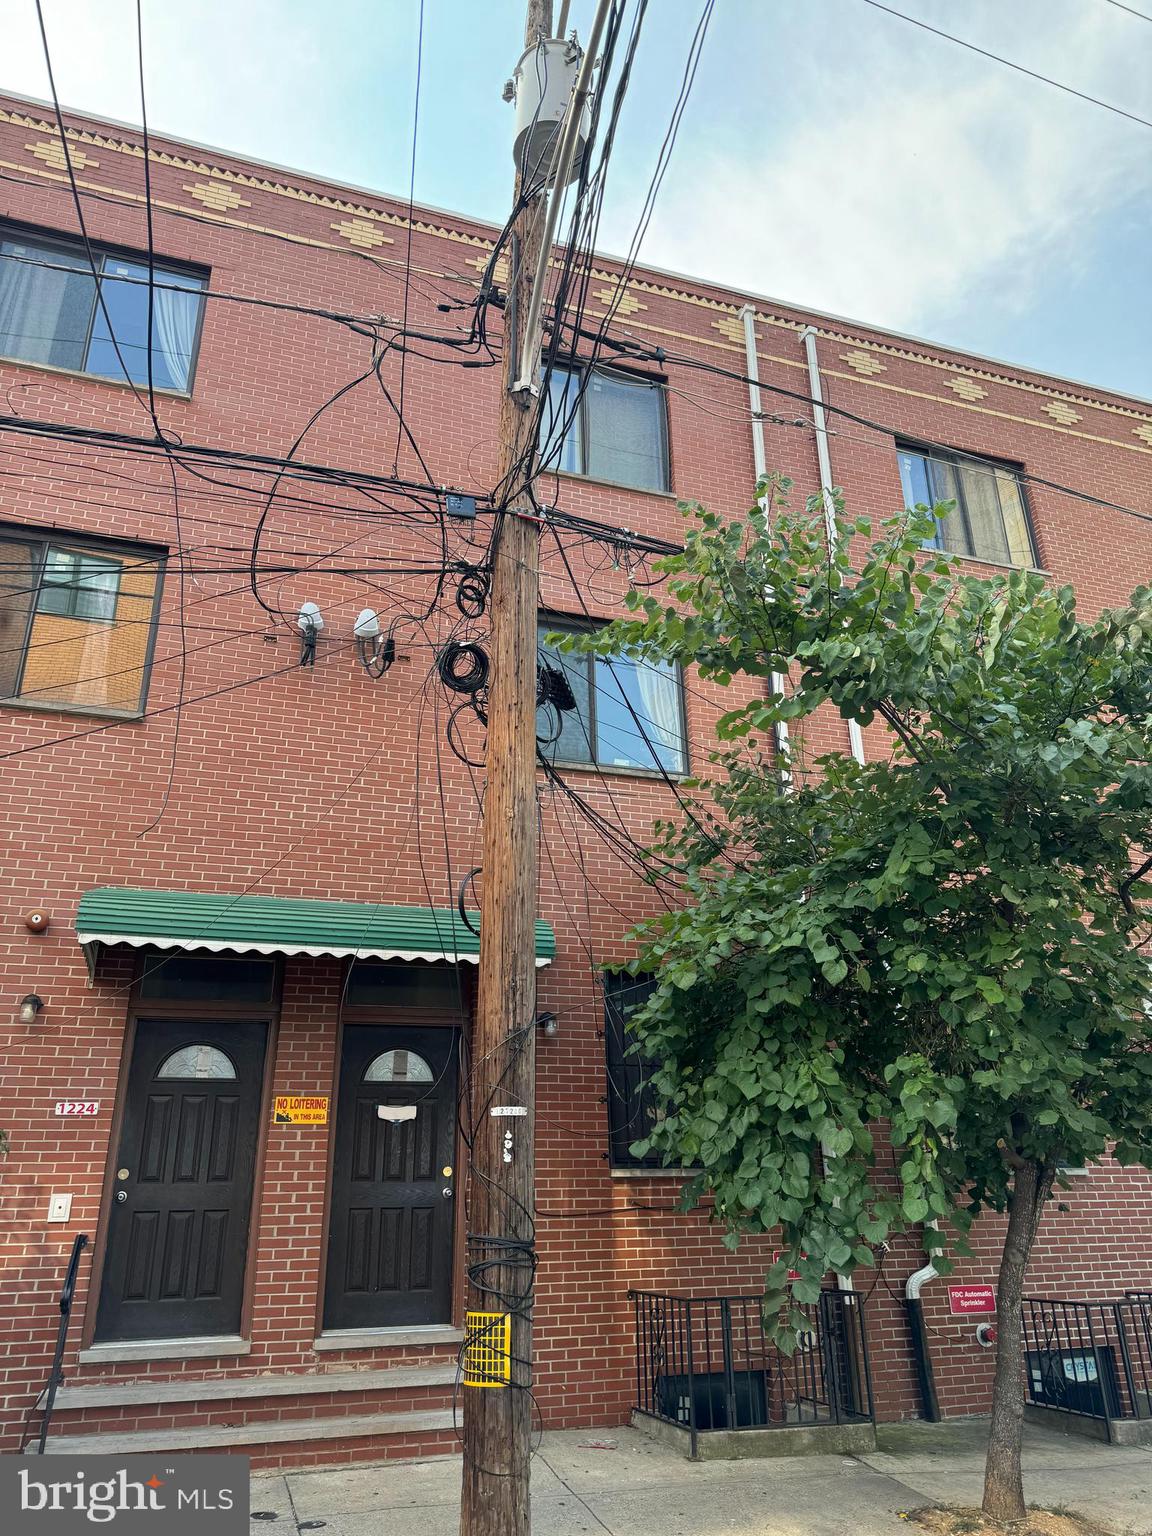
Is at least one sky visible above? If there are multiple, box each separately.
[6,0,1152,400]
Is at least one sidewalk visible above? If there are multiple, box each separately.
[250,1421,1152,1536]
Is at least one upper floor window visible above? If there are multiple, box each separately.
[604,972,664,1169]
[0,526,164,715]
[542,363,669,493]
[0,228,206,392]
[538,619,687,775]
[897,443,1035,568]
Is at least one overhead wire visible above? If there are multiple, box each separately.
[858,0,1152,132]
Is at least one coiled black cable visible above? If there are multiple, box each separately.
[438,640,490,694]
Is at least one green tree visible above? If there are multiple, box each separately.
[557,482,1152,1521]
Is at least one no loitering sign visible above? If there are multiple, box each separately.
[272,1095,329,1126]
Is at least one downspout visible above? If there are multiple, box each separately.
[798,325,866,768]
[738,304,791,783]
[905,1226,942,1422]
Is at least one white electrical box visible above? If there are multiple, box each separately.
[47,1193,72,1223]
[511,37,590,188]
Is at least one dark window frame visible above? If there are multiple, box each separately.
[0,520,167,717]
[543,359,671,493]
[0,221,209,393]
[131,950,283,1014]
[896,439,1038,569]
[604,971,664,1169]
[537,614,689,776]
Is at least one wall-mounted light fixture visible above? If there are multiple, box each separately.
[354,608,396,679]
[296,602,324,667]
[536,1011,559,1038]
[19,993,44,1026]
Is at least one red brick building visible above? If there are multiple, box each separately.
[1,90,1151,1469]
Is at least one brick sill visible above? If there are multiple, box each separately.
[1,696,143,723]
[610,1166,700,1180]
[551,468,677,502]
[540,759,687,784]
[0,353,191,400]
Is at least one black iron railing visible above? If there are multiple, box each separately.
[1022,1295,1152,1430]
[32,1232,89,1455]
[630,1289,874,1453]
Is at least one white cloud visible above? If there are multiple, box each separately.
[599,0,1152,337]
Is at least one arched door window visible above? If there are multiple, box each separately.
[155,1044,237,1079]
[363,1049,433,1083]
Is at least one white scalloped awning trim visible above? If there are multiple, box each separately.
[77,931,552,966]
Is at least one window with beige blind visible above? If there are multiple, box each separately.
[897,443,1037,568]
[0,528,164,714]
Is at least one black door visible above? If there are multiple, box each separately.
[324,1026,457,1330]
[95,1019,267,1342]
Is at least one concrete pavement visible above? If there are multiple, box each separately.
[249,1420,1152,1536]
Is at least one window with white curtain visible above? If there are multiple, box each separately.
[0,227,206,392]
[897,442,1036,568]
[541,362,669,493]
[537,619,687,774]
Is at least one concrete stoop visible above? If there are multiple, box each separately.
[630,1408,877,1460]
[1024,1401,1152,1446]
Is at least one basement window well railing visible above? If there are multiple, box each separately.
[630,1290,874,1458]
[1023,1295,1152,1442]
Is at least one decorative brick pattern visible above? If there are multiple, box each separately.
[1041,399,1082,426]
[593,283,644,316]
[945,376,989,402]
[329,218,394,249]
[183,180,250,213]
[25,138,97,171]
[841,349,887,377]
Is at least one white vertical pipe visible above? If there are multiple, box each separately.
[800,324,866,767]
[738,304,791,782]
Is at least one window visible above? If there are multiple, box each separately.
[0,229,206,391]
[363,1049,434,1083]
[541,363,669,492]
[137,955,276,1004]
[345,962,460,1010]
[897,443,1035,568]
[604,972,663,1169]
[0,528,164,714]
[537,620,687,774]
[156,1045,237,1080]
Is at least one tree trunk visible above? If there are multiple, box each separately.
[981,1158,1053,1522]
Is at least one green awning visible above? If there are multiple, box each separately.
[76,887,556,977]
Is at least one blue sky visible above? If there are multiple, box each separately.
[7,0,1152,399]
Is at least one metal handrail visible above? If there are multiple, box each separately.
[34,1232,90,1455]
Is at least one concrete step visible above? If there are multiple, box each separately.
[50,1363,457,1412]
[31,1407,457,1455]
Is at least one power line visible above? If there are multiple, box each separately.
[585,324,1152,532]
[859,0,1152,132]
[1101,0,1152,22]
[392,0,427,477]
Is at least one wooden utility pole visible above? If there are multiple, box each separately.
[460,3,553,1534]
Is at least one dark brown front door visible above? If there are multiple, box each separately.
[324,1025,457,1330]
[95,1019,266,1342]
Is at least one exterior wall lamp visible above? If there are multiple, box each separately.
[536,1011,558,1038]
[19,994,44,1025]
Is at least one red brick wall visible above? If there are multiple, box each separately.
[1,94,1151,1450]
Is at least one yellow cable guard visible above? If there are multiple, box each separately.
[463,1310,511,1388]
